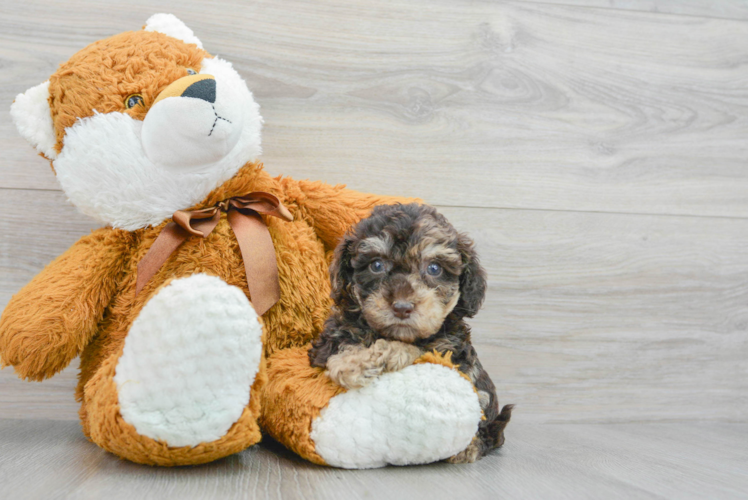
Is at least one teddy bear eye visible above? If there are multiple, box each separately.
[124,94,144,109]
[186,68,197,75]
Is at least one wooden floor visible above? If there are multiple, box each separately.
[1,419,746,500]
[1,0,747,498]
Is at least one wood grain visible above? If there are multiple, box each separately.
[2,190,746,424]
[445,206,748,424]
[2,0,748,217]
[524,0,748,20]
[0,362,79,421]
[0,419,746,500]
[0,189,101,312]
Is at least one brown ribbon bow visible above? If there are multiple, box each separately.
[136,192,294,316]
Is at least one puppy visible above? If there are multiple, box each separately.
[309,203,513,463]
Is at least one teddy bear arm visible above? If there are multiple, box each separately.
[288,179,421,251]
[0,228,129,381]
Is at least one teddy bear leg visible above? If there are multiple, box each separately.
[261,347,482,469]
[82,274,266,466]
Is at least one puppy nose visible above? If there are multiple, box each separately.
[392,301,414,319]
[182,78,216,103]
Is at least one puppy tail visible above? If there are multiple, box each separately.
[481,403,514,451]
[498,404,515,424]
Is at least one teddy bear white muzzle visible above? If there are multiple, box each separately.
[141,74,245,169]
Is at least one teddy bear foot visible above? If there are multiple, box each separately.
[262,348,482,469]
[310,362,482,468]
[83,274,266,465]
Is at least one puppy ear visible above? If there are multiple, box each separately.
[454,233,487,318]
[330,233,357,306]
[144,13,203,49]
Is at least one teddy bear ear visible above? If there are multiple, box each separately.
[10,80,58,160]
[144,13,204,49]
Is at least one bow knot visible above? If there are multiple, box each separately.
[136,192,293,315]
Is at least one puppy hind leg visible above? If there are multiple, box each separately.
[448,356,513,463]
[448,404,514,464]
[445,439,481,464]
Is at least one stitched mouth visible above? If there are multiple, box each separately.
[208,105,232,136]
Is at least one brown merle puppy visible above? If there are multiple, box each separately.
[309,203,513,463]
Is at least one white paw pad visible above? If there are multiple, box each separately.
[114,274,262,447]
[310,363,482,469]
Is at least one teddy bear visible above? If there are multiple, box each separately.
[0,14,485,468]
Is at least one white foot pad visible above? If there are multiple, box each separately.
[114,274,262,447]
[310,363,482,469]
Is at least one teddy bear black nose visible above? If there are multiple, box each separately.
[182,78,216,104]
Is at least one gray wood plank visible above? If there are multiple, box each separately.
[523,0,748,21]
[0,361,80,421]
[0,189,102,313]
[2,189,747,424]
[0,419,745,499]
[441,206,748,424]
[2,1,748,217]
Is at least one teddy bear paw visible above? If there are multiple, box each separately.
[310,362,482,468]
[113,274,262,447]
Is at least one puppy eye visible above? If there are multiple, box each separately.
[186,68,197,75]
[426,263,443,276]
[124,94,144,109]
[369,259,386,274]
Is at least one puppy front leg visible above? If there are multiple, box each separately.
[326,339,422,389]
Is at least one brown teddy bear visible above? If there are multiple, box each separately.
[0,14,485,467]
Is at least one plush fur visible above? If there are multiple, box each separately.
[309,203,513,462]
[114,273,263,447]
[0,15,492,467]
[260,347,483,469]
[9,81,58,159]
[48,32,261,230]
[310,361,482,469]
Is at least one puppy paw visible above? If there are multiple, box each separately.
[325,340,422,389]
[325,345,382,389]
[446,441,481,464]
[370,339,422,372]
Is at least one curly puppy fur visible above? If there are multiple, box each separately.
[324,339,422,390]
[309,203,513,463]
